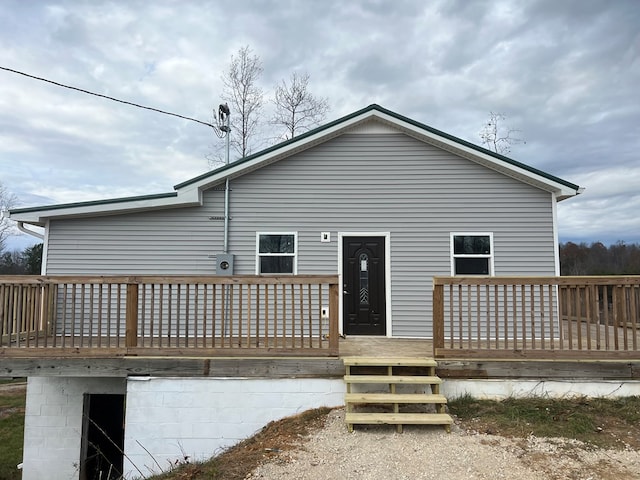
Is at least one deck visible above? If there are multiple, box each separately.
[340,337,640,382]
[2,335,638,382]
[0,274,340,358]
[339,337,433,357]
[1,275,639,370]
[433,275,640,360]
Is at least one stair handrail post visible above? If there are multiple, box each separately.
[432,279,445,357]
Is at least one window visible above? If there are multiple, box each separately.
[359,253,369,306]
[257,233,297,274]
[451,233,493,275]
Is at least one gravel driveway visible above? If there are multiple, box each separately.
[249,408,640,480]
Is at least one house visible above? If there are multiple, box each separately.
[11,104,582,335]
[5,104,599,479]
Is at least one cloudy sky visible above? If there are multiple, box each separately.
[1,0,639,250]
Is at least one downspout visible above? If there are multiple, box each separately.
[17,222,44,240]
[223,176,230,254]
[220,110,232,336]
[551,192,560,276]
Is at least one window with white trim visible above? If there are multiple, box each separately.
[256,233,297,274]
[451,233,493,275]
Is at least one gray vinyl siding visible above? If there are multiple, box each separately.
[46,194,227,274]
[224,134,556,337]
[45,133,557,337]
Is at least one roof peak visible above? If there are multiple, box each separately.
[10,104,581,225]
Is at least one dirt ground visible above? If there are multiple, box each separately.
[248,408,640,480]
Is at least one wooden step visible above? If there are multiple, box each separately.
[344,375,442,385]
[345,393,447,404]
[343,357,451,433]
[342,356,437,367]
[345,412,453,426]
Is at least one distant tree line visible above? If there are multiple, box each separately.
[0,243,43,274]
[2,241,640,276]
[560,241,640,276]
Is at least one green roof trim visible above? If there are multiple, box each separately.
[174,104,580,192]
[10,191,178,215]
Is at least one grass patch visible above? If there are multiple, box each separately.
[449,395,640,449]
[0,386,26,480]
[0,378,25,386]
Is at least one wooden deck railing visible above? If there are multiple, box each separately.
[433,276,640,359]
[0,275,340,357]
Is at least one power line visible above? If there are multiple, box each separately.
[0,66,216,130]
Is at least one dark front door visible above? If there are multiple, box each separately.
[343,236,386,335]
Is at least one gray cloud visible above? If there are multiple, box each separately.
[1,0,639,246]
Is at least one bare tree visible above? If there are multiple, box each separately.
[479,112,525,155]
[221,45,264,159]
[271,72,329,140]
[0,182,17,252]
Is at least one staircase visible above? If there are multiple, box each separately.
[343,357,453,433]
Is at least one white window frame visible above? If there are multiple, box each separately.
[255,232,298,274]
[450,232,494,276]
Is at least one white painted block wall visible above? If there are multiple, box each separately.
[442,379,640,400]
[20,375,640,480]
[123,377,345,479]
[22,377,126,480]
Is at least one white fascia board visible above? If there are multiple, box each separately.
[9,188,202,226]
[370,110,579,199]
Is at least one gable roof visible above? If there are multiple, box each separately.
[10,104,582,226]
